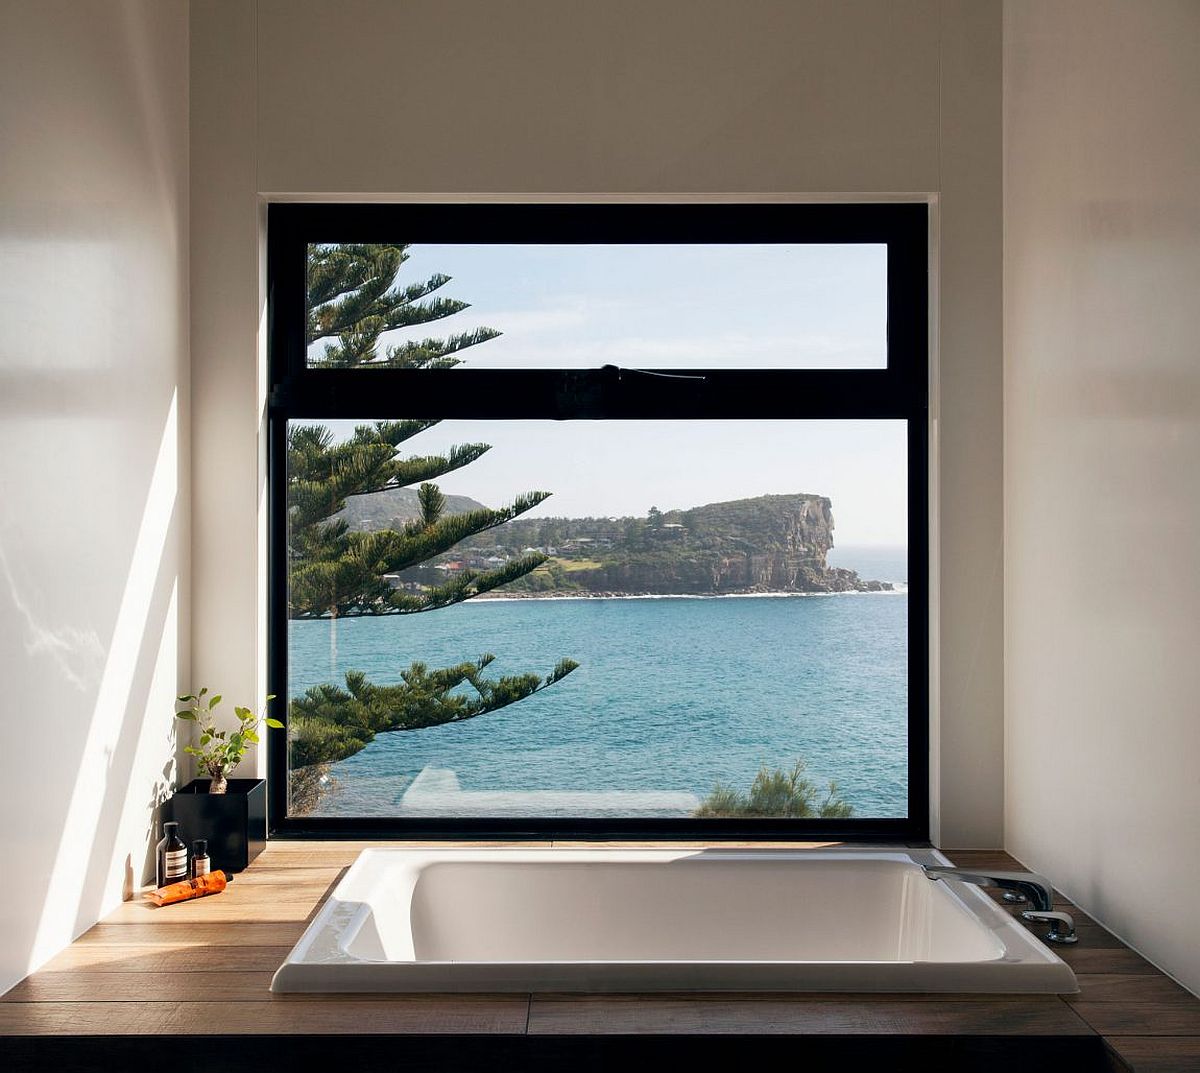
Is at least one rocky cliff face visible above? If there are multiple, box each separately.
[560,495,890,595]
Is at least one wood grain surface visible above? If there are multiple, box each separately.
[0,842,1195,1072]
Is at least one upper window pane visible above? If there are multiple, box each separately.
[305,243,887,370]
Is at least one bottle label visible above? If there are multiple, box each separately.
[165,848,188,879]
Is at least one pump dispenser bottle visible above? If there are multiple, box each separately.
[156,821,188,887]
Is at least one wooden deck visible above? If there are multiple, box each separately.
[1,843,1196,1071]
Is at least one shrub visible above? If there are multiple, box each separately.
[694,759,853,819]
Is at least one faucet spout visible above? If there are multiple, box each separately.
[923,866,1054,913]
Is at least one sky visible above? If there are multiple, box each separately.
[311,243,887,370]
[311,243,906,545]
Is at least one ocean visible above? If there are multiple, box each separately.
[288,547,909,818]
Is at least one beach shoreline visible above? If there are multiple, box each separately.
[470,586,906,602]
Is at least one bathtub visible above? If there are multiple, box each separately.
[270,848,1078,993]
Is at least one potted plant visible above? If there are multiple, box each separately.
[167,688,282,873]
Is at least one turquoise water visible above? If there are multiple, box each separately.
[289,548,909,818]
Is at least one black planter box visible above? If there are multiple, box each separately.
[167,778,266,874]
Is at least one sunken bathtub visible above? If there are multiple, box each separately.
[270,848,1077,994]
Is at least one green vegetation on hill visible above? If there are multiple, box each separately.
[336,487,488,533]
[383,493,890,596]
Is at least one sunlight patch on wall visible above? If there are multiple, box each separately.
[28,388,179,972]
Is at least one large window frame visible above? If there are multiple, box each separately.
[266,201,929,841]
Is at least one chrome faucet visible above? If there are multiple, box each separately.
[1019,910,1078,944]
[923,866,1053,912]
[923,866,1077,943]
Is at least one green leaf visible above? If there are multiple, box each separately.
[198,687,208,696]
[208,694,222,709]
[244,730,259,744]
[265,694,277,702]
[234,706,252,721]
[264,718,285,729]
[176,711,198,721]
[177,694,195,703]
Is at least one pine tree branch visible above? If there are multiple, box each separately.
[360,495,551,576]
[287,498,552,619]
[339,444,492,500]
[379,327,502,368]
[288,654,580,768]
[305,243,392,309]
[307,280,462,345]
[286,243,581,797]
[355,419,441,448]
[351,555,550,616]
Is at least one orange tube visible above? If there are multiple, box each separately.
[147,870,232,906]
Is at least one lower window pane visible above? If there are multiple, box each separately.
[286,419,909,820]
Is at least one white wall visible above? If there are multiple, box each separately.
[0,1,190,994]
[191,0,1004,846]
[1005,1,1200,994]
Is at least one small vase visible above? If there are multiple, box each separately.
[209,773,229,795]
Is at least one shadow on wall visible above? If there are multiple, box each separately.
[0,0,189,995]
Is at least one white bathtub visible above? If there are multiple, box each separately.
[270,848,1078,994]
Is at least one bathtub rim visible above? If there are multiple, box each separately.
[270,846,1079,995]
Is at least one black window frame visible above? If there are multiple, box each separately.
[266,201,929,842]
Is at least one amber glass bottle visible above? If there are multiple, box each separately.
[191,839,211,878]
[155,821,188,887]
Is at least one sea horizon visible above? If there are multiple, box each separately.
[289,545,910,820]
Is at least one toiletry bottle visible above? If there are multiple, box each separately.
[148,870,233,907]
[156,821,189,887]
[191,839,211,878]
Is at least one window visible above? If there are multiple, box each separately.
[268,202,928,839]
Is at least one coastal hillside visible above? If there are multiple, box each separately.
[336,487,487,532]
[379,493,891,596]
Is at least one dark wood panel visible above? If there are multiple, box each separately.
[1068,925,1128,950]
[526,995,1094,1036]
[1,972,530,1005]
[1069,975,1198,1005]
[1106,1036,1200,1073]
[4,972,278,1003]
[1052,945,1159,975]
[1045,899,1096,925]
[1015,923,1128,950]
[33,944,296,974]
[1071,1003,1200,1036]
[0,997,531,1035]
[981,891,1098,926]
